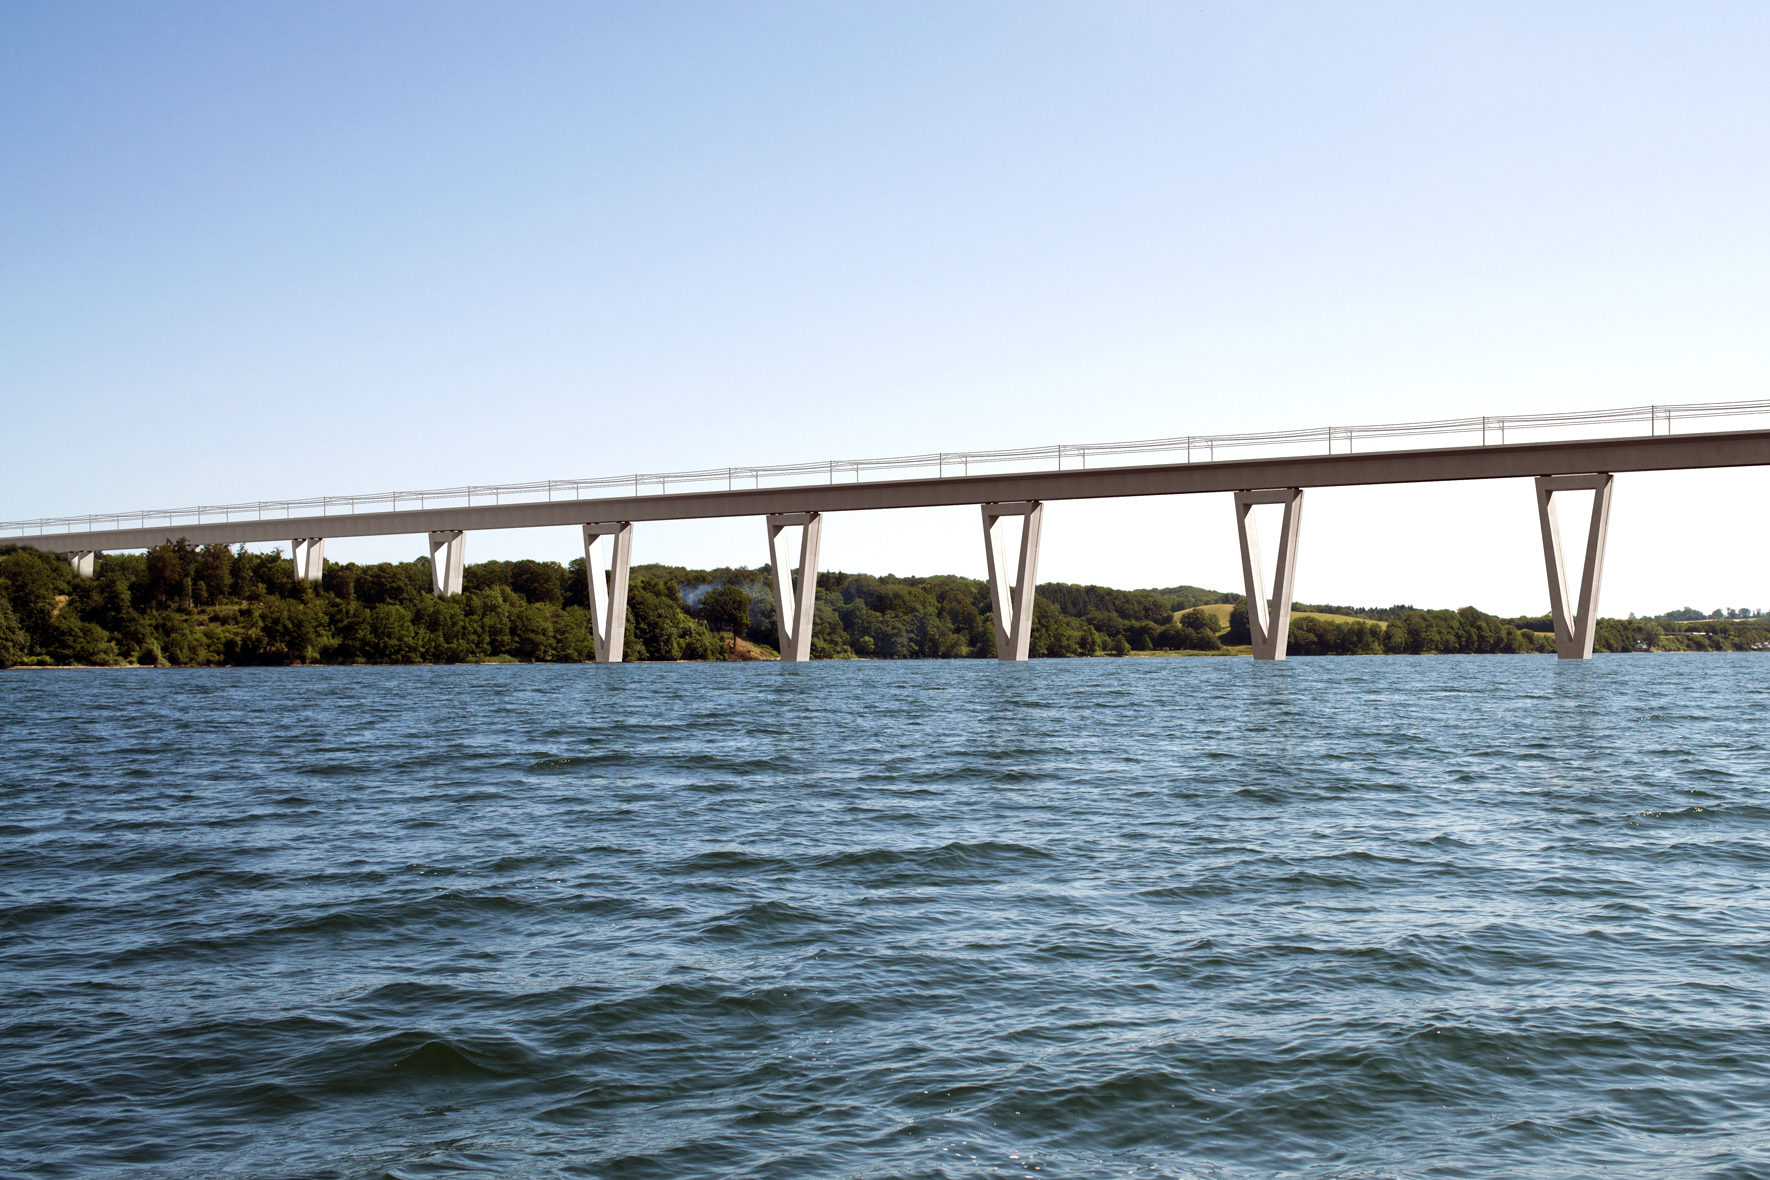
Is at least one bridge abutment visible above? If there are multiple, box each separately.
[982,501,1044,661]
[428,531,466,597]
[767,512,824,662]
[291,538,324,583]
[1234,488,1305,661]
[583,522,634,663]
[1534,473,1613,660]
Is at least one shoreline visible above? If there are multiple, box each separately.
[9,649,1765,671]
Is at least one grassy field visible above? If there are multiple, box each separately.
[1176,602,1377,633]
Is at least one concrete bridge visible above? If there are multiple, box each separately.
[9,401,1769,662]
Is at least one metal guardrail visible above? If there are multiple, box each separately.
[5,397,1769,538]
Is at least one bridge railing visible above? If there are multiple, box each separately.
[6,397,1770,539]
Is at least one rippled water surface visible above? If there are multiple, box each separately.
[5,656,1770,1179]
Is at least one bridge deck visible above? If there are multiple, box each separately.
[10,428,1770,554]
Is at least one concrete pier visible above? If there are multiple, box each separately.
[582,522,634,663]
[982,501,1044,661]
[65,551,96,578]
[291,538,324,583]
[1534,473,1614,660]
[428,531,466,597]
[1234,488,1305,661]
[766,512,824,662]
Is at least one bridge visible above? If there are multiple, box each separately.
[7,399,1769,663]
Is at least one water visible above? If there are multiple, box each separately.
[4,656,1770,1179]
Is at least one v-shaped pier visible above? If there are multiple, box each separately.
[766,512,824,662]
[1234,488,1305,661]
[1534,474,1614,660]
[582,522,634,663]
[982,501,1044,661]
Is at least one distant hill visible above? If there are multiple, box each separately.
[1136,585,1243,610]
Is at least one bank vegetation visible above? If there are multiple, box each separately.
[1,543,1763,667]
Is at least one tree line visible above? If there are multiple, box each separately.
[2,541,1764,667]
[1240,606,1555,655]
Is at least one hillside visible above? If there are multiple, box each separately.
[2,542,1762,666]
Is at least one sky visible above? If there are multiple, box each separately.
[3,2,1767,616]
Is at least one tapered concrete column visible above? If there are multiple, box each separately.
[982,501,1044,661]
[1534,473,1614,660]
[65,551,96,578]
[1234,488,1305,661]
[291,538,325,583]
[428,530,466,597]
[583,522,634,663]
[766,512,824,662]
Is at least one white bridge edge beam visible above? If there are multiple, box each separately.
[583,522,634,664]
[1534,473,1614,660]
[291,538,325,583]
[428,530,466,597]
[1234,488,1305,661]
[981,501,1044,662]
[65,551,96,578]
[766,512,824,662]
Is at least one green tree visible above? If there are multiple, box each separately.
[702,585,752,640]
[939,590,986,650]
[628,577,693,660]
[1226,603,1251,645]
[1029,597,1080,657]
[676,621,726,660]
[321,563,357,602]
[358,563,421,607]
[811,592,856,658]
[473,586,516,656]
[554,606,596,661]
[1125,620,1160,651]
[1157,617,1220,650]
[0,596,28,666]
[510,560,566,606]
[192,544,233,604]
[367,604,422,663]
[319,598,371,661]
[77,573,148,657]
[412,595,475,662]
[1,547,72,652]
[1178,608,1218,634]
[145,540,198,609]
[1038,583,1173,624]
[259,599,318,662]
[513,601,558,661]
[160,619,206,665]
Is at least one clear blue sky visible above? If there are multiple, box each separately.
[4,3,1766,614]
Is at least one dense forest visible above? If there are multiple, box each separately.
[0,542,1764,667]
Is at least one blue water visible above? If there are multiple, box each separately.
[4,656,1770,1179]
